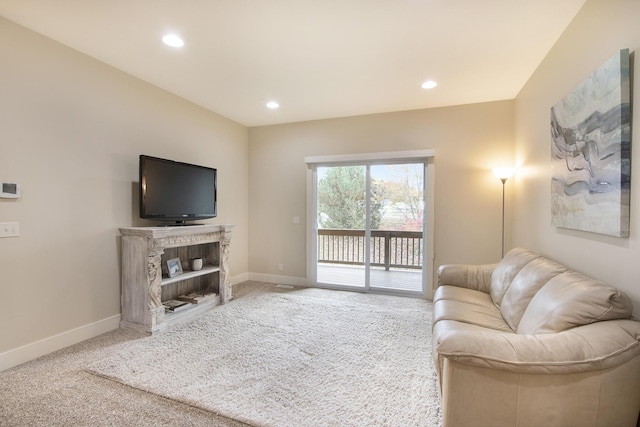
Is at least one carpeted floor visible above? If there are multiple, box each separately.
[0,281,440,427]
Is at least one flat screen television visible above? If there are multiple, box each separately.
[139,155,217,224]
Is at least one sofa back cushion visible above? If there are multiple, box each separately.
[517,271,633,334]
[500,257,567,331]
[490,248,539,307]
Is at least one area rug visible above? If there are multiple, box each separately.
[87,288,442,427]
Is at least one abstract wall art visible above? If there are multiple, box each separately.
[550,48,631,237]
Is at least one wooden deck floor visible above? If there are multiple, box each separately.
[317,263,423,293]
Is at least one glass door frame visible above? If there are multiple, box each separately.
[305,150,435,299]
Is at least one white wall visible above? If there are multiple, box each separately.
[514,0,640,316]
[248,101,515,286]
[0,19,249,362]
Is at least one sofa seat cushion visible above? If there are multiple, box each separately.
[433,284,494,307]
[518,270,634,334]
[433,318,640,374]
[433,297,513,333]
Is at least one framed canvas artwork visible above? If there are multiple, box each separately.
[550,48,631,237]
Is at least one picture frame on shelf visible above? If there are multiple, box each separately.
[166,257,183,278]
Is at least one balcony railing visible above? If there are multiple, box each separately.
[317,229,423,270]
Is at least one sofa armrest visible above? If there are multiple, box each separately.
[433,319,640,374]
[437,263,496,293]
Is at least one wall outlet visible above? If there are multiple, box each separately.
[292,216,300,224]
[0,222,19,238]
[278,263,283,271]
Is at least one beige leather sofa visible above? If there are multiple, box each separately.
[433,248,640,427]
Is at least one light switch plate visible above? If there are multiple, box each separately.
[0,222,19,238]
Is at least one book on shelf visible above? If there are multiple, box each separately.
[177,291,217,304]
[163,299,192,312]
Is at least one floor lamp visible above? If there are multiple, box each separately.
[493,168,514,258]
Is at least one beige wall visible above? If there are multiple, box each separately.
[514,0,640,316]
[9,0,639,367]
[248,101,515,285]
[0,19,249,356]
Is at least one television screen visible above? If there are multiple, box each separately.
[139,155,217,223]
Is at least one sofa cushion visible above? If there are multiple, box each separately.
[500,257,567,331]
[490,248,539,307]
[518,271,634,334]
[433,298,513,332]
[433,318,640,373]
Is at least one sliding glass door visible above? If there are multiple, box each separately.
[313,161,426,296]
[368,163,424,293]
[316,165,367,289]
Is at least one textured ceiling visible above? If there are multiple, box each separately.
[0,0,586,126]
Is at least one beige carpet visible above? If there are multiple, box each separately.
[87,286,442,427]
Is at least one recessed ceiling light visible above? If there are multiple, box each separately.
[266,101,280,109]
[162,34,184,48]
[421,80,438,89]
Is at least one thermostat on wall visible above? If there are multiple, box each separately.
[1,182,21,199]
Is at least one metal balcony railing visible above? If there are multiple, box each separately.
[317,229,423,270]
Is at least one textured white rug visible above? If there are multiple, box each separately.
[88,288,442,427]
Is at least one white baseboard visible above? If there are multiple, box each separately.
[0,314,121,372]
[231,272,250,285]
[247,272,309,287]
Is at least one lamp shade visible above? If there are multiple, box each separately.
[493,167,515,181]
